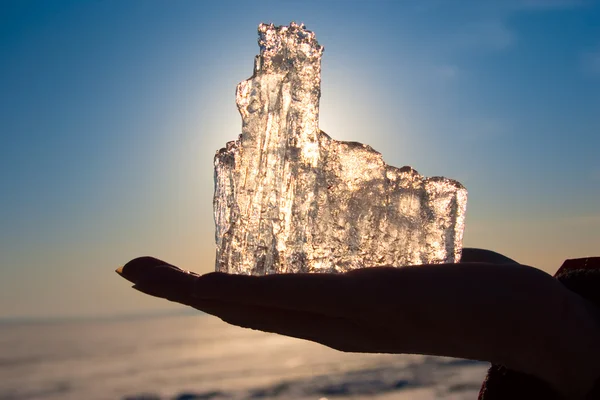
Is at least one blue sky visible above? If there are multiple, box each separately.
[1,0,599,319]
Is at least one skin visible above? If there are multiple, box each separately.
[116,249,600,399]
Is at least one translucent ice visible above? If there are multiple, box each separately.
[214,22,467,275]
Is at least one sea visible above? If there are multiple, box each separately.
[0,313,489,400]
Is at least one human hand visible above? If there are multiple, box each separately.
[115,248,600,398]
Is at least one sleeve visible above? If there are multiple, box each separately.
[478,257,600,400]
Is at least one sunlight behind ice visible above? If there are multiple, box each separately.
[214,23,467,274]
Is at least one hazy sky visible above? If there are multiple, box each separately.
[1,0,599,319]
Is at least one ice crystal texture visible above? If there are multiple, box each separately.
[214,23,467,274]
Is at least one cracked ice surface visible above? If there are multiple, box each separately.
[214,22,467,274]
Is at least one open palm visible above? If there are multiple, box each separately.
[116,248,600,398]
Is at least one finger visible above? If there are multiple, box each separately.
[195,271,359,318]
[460,248,519,264]
[117,257,360,320]
[116,256,200,284]
[127,264,362,324]
[192,263,534,320]
[117,256,201,304]
[131,282,419,355]
[121,261,417,354]
[193,300,389,354]
[128,274,375,352]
